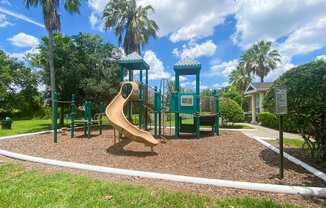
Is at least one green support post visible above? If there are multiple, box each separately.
[195,112,200,139]
[139,69,143,128]
[158,89,162,136]
[87,101,92,138]
[175,72,180,138]
[195,72,200,139]
[154,86,158,136]
[53,92,58,143]
[145,68,148,130]
[127,69,132,121]
[99,99,104,135]
[119,65,124,82]
[70,94,76,138]
[83,101,87,136]
[215,91,220,136]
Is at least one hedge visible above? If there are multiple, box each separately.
[258,112,297,133]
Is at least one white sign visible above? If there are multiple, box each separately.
[275,87,287,115]
[180,95,193,106]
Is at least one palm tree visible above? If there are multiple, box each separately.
[24,0,81,136]
[229,63,252,107]
[243,40,281,83]
[102,0,159,55]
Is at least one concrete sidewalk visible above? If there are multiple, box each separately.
[238,123,301,140]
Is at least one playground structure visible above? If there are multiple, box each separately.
[53,92,105,143]
[104,52,220,147]
[51,52,220,145]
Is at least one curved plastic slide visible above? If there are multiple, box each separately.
[105,81,159,147]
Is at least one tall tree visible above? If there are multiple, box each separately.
[229,63,252,95]
[102,0,159,55]
[0,50,42,119]
[243,40,281,83]
[30,33,120,124]
[24,0,81,129]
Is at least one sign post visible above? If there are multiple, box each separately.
[275,87,287,179]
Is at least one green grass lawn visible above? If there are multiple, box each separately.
[0,117,111,137]
[0,119,52,137]
[0,163,300,208]
[269,138,304,148]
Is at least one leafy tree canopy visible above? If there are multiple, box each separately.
[30,32,120,104]
[221,86,242,106]
[264,60,326,159]
[0,50,42,119]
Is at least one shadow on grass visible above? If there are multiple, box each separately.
[106,138,158,157]
[259,148,326,187]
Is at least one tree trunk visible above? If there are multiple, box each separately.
[260,76,264,83]
[48,31,56,130]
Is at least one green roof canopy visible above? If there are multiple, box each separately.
[174,58,201,75]
[118,51,149,70]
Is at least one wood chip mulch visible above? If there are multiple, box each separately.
[0,130,325,207]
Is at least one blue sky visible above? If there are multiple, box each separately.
[1,0,326,90]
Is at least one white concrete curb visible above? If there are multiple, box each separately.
[0,130,52,140]
[244,133,326,183]
[0,149,326,198]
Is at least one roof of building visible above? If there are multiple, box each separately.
[245,82,273,94]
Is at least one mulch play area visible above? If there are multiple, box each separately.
[0,129,324,188]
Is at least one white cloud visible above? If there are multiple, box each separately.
[87,0,109,30]
[89,13,98,29]
[88,0,235,41]
[210,59,239,77]
[0,6,44,28]
[233,0,326,48]
[7,47,40,62]
[264,57,296,82]
[8,33,39,48]
[140,0,235,42]
[169,12,225,42]
[316,55,326,60]
[173,40,217,59]
[0,13,10,27]
[88,0,109,13]
[144,50,170,80]
[232,0,326,82]
[179,76,187,82]
[213,81,228,89]
[278,17,326,59]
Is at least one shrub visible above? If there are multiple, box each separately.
[258,112,297,132]
[222,86,242,106]
[220,98,244,126]
[264,60,326,159]
[258,112,278,129]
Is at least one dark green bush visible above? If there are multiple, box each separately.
[264,60,326,159]
[258,112,297,132]
[220,98,244,126]
[258,112,278,129]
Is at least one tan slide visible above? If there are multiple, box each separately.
[105,81,159,147]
